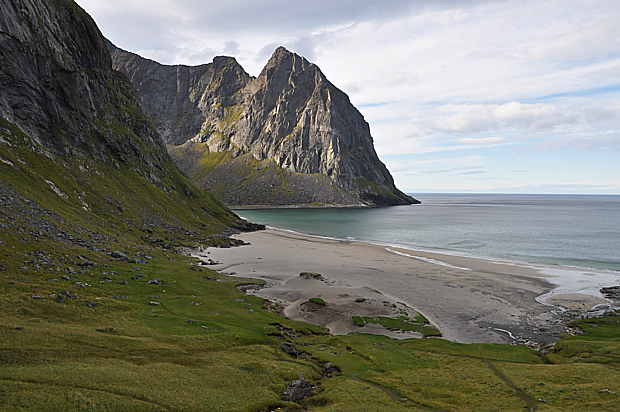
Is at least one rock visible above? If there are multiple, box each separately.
[131,276,138,280]
[61,275,72,280]
[283,372,313,402]
[57,291,78,300]
[204,276,217,281]
[121,279,128,285]
[321,362,338,375]
[77,260,94,267]
[236,284,261,293]
[30,294,43,300]
[111,251,130,262]
[110,45,418,207]
[147,277,164,285]
[87,302,97,308]
[149,301,160,306]
[279,342,299,358]
[601,286,620,300]
[299,272,324,280]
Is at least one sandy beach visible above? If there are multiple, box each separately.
[192,229,613,346]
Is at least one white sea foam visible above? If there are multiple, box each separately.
[386,248,471,271]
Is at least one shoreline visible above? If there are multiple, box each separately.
[192,228,617,346]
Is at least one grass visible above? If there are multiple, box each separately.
[3,117,620,412]
[3,245,620,411]
[309,297,326,305]
[353,315,442,337]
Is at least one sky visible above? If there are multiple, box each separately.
[75,0,620,194]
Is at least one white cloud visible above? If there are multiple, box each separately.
[458,137,507,146]
[416,102,576,136]
[527,16,620,62]
[74,0,620,193]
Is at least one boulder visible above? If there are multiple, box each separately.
[279,342,299,358]
[110,251,130,262]
[299,272,324,280]
[283,373,313,402]
[321,362,338,375]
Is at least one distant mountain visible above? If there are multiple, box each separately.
[0,0,251,258]
[108,44,418,207]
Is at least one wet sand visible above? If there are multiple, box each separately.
[192,229,613,345]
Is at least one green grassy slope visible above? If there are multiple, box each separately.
[2,120,620,410]
[2,130,619,412]
[3,242,620,412]
[0,116,241,256]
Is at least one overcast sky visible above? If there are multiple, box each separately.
[75,0,620,194]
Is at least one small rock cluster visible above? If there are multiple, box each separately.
[601,286,620,301]
[283,373,313,403]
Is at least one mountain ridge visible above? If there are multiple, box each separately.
[108,43,419,207]
[0,0,251,258]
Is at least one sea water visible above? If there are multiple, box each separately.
[235,194,620,273]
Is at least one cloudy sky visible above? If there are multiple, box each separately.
[75,0,620,194]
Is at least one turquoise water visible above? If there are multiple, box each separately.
[235,194,620,272]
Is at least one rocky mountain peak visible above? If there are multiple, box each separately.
[110,44,418,206]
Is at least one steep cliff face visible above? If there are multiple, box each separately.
[0,0,171,181]
[107,42,252,146]
[0,0,244,247]
[110,44,418,206]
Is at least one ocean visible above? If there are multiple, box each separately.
[235,194,620,273]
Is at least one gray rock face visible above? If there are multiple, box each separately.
[0,0,168,184]
[283,372,313,402]
[0,0,242,244]
[109,44,418,206]
[107,41,251,146]
[278,342,299,358]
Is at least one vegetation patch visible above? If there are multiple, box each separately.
[354,315,441,337]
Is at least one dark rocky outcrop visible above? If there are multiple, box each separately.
[321,362,338,375]
[109,44,418,207]
[0,0,247,255]
[283,372,313,402]
[601,286,620,301]
[278,342,299,358]
[0,0,169,183]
